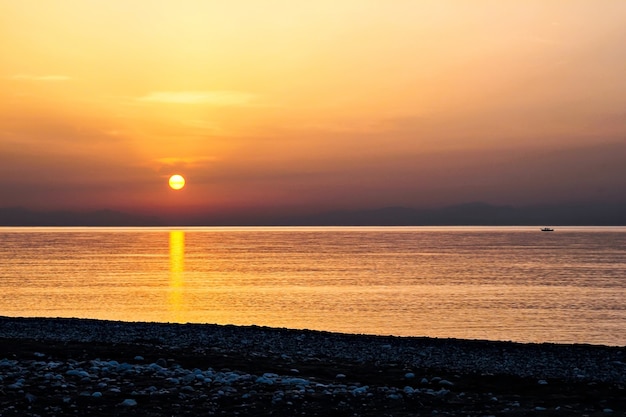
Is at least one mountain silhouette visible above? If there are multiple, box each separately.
[1,202,625,226]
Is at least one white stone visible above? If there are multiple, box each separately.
[436,389,450,397]
[281,377,310,386]
[66,369,91,378]
[147,363,165,372]
[255,376,274,385]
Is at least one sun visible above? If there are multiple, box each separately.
[168,174,186,190]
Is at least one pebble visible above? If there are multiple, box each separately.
[66,369,91,378]
[120,399,138,407]
[255,375,274,384]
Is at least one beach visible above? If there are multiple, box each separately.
[1,317,624,416]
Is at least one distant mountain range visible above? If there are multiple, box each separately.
[0,207,162,226]
[1,202,625,226]
[292,202,626,226]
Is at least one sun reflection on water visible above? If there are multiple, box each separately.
[169,230,185,321]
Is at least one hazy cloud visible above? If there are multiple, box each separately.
[9,74,71,81]
[137,91,256,106]
[154,156,219,177]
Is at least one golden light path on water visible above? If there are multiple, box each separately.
[169,230,185,321]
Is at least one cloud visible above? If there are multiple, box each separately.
[9,74,71,81]
[137,91,255,106]
[523,36,562,45]
[154,156,218,176]
[155,156,217,165]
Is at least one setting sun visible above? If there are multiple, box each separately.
[168,175,186,191]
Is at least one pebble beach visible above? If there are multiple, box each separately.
[1,316,624,416]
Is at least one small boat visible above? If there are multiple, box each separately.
[540,227,554,232]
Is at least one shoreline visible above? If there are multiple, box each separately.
[1,316,625,415]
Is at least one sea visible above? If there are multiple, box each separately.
[1,226,625,346]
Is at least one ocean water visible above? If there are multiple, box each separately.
[1,226,625,346]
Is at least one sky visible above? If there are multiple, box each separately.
[1,0,625,219]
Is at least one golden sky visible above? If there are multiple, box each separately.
[1,0,625,218]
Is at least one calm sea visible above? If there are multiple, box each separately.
[1,226,625,346]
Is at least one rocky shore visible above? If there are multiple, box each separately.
[1,317,624,416]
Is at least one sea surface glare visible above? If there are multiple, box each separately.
[1,226,625,346]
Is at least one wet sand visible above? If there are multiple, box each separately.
[1,317,624,416]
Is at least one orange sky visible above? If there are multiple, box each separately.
[1,0,625,218]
